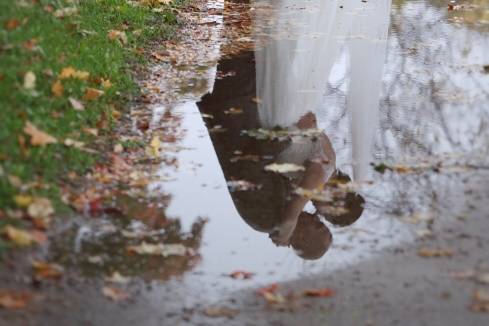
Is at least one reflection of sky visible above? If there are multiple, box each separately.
[148,0,489,295]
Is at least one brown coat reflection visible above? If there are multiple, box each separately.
[198,51,364,260]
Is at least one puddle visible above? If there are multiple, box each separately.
[44,0,489,303]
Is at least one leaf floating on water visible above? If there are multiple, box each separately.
[264,163,305,174]
[127,242,187,257]
[470,289,489,313]
[227,180,262,192]
[105,272,131,284]
[224,107,243,115]
[32,261,64,280]
[0,291,32,309]
[418,248,454,258]
[24,121,57,146]
[229,270,254,280]
[102,286,129,302]
[303,288,335,298]
[203,306,239,318]
[242,128,322,141]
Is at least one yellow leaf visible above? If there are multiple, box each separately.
[149,136,161,157]
[51,80,64,97]
[23,121,57,146]
[3,226,34,247]
[83,88,104,101]
[101,78,112,89]
[107,30,128,45]
[59,67,89,80]
[13,195,33,208]
[59,67,76,79]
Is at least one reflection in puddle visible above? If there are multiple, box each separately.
[197,0,391,259]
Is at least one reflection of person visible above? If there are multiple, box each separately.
[198,50,364,260]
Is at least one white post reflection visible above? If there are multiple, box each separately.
[254,0,392,181]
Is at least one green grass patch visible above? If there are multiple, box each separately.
[0,1,181,213]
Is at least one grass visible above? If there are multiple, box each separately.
[0,0,183,252]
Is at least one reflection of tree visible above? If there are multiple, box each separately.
[319,1,489,215]
[49,195,206,281]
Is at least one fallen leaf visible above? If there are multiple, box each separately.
[4,19,21,30]
[264,163,305,174]
[418,248,454,258]
[203,306,239,318]
[64,138,85,149]
[127,242,187,257]
[227,180,262,192]
[303,288,335,298]
[262,291,286,304]
[59,67,89,80]
[24,122,57,146]
[83,88,104,101]
[32,261,64,280]
[51,80,64,97]
[13,195,33,208]
[23,71,36,90]
[149,136,161,157]
[471,289,489,313]
[105,272,130,284]
[53,7,78,18]
[27,197,54,219]
[229,270,254,280]
[68,97,85,111]
[0,291,32,309]
[476,273,489,285]
[257,283,279,296]
[224,107,243,115]
[3,225,34,246]
[107,30,128,45]
[102,286,129,302]
[113,144,124,153]
[101,78,112,89]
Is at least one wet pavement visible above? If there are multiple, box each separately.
[2,0,489,325]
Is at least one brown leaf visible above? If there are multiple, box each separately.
[51,80,64,97]
[107,30,128,45]
[418,248,454,258]
[0,291,32,309]
[203,306,239,318]
[4,19,21,30]
[102,286,129,301]
[32,261,64,280]
[303,288,335,298]
[83,88,104,101]
[229,270,254,280]
[24,122,57,146]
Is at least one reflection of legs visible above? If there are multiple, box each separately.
[348,0,392,180]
